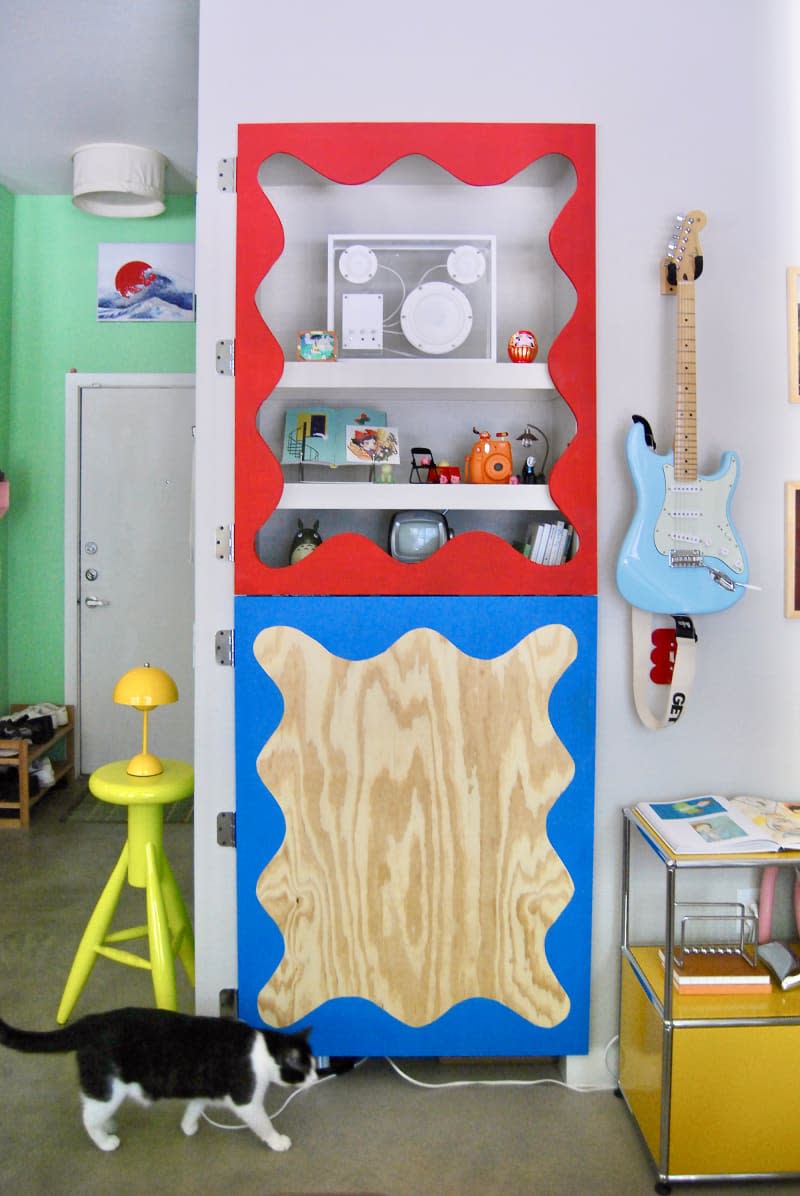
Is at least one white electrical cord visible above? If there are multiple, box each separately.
[201,1037,620,1133]
[385,1036,620,1094]
[201,1070,342,1131]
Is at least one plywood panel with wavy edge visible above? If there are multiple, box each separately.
[253,624,576,1029]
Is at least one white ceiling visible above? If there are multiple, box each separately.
[1,0,199,196]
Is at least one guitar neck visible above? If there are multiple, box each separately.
[674,279,698,482]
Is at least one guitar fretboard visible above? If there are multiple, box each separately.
[674,280,698,482]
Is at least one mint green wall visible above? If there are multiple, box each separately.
[0,186,13,710]
[7,196,195,704]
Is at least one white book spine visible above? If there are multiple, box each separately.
[535,523,553,563]
[531,523,547,563]
[545,521,565,565]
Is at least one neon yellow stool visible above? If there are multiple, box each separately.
[56,759,195,1024]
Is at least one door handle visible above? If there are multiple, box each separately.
[84,595,110,608]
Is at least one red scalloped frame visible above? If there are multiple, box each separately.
[235,123,595,596]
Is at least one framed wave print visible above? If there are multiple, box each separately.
[97,243,195,321]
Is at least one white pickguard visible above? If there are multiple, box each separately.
[654,461,745,573]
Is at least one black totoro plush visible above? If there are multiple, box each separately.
[289,518,323,565]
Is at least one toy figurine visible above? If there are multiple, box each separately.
[507,329,539,363]
[515,423,549,482]
[520,455,538,484]
[289,518,322,564]
[435,460,461,483]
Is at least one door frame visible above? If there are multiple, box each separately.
[64,372,196,774]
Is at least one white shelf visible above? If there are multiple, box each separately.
[277,482,556,511]
[277,360,554,391]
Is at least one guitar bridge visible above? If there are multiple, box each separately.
[669,548,705,569]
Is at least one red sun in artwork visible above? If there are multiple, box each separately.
[115,260,155,297]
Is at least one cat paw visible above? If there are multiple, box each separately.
[181,1118,200,1137]
[268,1132,292,1152]
[95,1133,120,1152]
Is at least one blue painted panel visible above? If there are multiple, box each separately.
[234,595,597,1057]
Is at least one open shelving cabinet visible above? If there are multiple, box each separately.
[232,123,597,1057]
[234,122,595,596]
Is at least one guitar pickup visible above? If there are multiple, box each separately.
[669,549,705,568]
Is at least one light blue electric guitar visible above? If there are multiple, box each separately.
[616,211,749,615]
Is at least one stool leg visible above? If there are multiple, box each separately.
[56,843,130,1024]
[160,854,196,986]
[145,842,177,1010]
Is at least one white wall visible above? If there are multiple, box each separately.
[194,0,800,1082]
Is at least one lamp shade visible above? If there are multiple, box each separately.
[72,143,166,217]
[113,664,178,710]
[114,664,178,777]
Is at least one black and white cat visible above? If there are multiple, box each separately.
[0,1007,317,1152]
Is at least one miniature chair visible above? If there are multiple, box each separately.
[56,758,195,1023]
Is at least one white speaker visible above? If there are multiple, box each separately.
[328,234,496,360]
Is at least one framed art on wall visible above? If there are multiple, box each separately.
[785,482,800,617]
[97,243,195,321]
[787,267,800,403]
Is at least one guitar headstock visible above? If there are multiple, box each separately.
[661,209,707,292]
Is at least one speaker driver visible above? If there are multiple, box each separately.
[400,282,473,355]
[338,244,378,284]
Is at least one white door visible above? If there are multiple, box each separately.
[76,383,195,773]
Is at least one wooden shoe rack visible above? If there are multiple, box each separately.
[0,705,75,828]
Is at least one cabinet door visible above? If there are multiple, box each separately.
[234,595,596,1056]
[234,122,596,598]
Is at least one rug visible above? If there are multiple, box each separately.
[62,784,193,824]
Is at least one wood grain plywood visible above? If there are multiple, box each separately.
[253,624,576,1028]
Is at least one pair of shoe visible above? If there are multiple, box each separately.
[0,704,67,745]
[0,714,53,745]
[29,756,55,791]
[0,723,52,757]
[24,703,69,728]
[7,703,68,730]
[0,720,32,740]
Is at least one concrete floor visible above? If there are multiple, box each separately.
[2,782,800,1196]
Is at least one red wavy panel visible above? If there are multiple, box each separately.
[234,123,595,597]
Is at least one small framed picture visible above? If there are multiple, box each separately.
[297,330,337,361]
[785,482,800,617]
[345,425,400,465]
[787,268,800,403]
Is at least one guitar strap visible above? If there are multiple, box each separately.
[631,607,697,729]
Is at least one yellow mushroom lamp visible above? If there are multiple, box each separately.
[113,664,178,776]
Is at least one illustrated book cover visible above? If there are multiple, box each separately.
[281,407,387,468]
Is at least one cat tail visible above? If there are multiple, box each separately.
[0,1017,90,1054]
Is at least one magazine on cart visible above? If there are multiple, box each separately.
[633,795,800,854]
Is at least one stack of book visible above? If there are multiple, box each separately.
[523,519,574,565]
[658,948,773,994]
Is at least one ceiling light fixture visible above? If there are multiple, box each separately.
[72,142,166,217]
